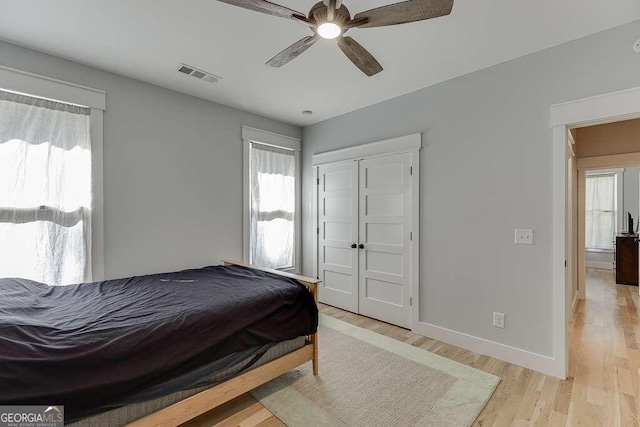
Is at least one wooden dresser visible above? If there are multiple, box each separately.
[615,234,638,286]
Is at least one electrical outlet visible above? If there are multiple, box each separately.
[515,229,534,245]
[493,312,505,329]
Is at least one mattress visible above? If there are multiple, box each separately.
[68,337,306,427]
[0,265,318,421]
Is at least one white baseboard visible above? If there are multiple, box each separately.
[585,260,613,270]
[413,321,562,378]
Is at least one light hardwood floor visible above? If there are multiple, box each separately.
[184,268,639,426]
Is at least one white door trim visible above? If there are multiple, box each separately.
[410,148,420,331]
[312,134,421,330]
[312,134,421,166]
[551,85,640,128]
[551,84,640,379]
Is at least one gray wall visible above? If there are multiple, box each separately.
[624,166,640,221]
[0,40,301,280]
[302,20,640,357]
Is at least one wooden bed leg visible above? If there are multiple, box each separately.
[310,278,319,376]
[312,332,319,376]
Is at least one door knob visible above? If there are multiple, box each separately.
[358,244,365,249]
[351,243,357,249]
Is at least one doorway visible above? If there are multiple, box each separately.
[568,124,640,387]
[560,116,640,381]
[551,86,640,380]
[570,119,640,311]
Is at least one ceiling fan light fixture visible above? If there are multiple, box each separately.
[317,22,342,39]
[218,0,455,76]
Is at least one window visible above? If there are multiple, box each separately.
[243,127,301,272]
[585,170,623,251]
[0,90,92,285]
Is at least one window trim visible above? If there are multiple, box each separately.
[585,168,624,252]
[242,126,301,273]
[0,65,106,281]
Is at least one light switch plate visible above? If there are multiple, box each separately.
[515,229,534,245]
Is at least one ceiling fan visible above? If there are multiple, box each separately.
[217,0,454,76]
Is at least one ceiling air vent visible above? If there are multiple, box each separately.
[176,63,222,84]
[178,65,194,74]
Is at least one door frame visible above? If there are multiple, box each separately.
[566,135,578,319]
[312,134,421,329]
[551,85,640,379]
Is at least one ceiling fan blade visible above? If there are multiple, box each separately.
[217,0,306,20]
[352,0,453,28]
[266,35,319,67]
[337,36,383,77]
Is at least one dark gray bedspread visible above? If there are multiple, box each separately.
[0,265,318,420]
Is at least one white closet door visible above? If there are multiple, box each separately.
[358,153,412,328]
[318,161,359,313]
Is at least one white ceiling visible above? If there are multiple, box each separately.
[0,1,639,126]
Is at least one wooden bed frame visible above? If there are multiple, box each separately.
[126,260,320,427]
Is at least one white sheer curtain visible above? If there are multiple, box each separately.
[250,142,295,269]
[585,173,616,250]
[0,91,92,285]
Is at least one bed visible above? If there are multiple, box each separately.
[0,259,319,426]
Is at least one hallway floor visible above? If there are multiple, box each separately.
[566,268,640,425]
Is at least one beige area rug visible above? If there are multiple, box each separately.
[251,315,500,427]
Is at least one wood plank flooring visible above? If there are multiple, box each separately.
[184,268,640,426]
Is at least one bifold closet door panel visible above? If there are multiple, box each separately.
[358,153,412,328]
[317,161,359,313]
